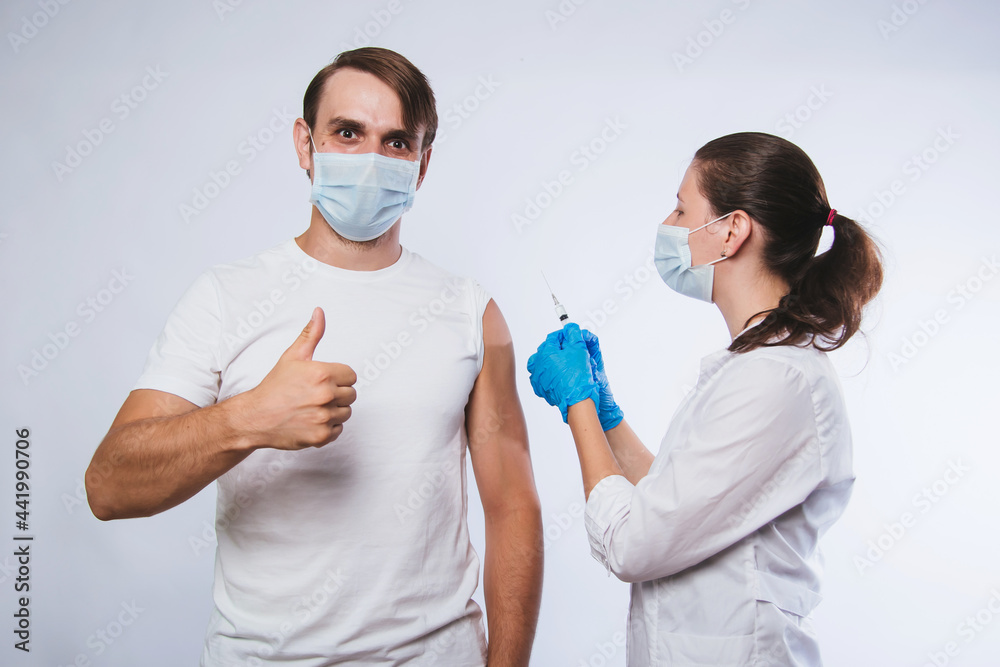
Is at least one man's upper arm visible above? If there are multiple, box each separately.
[466,299,540,515]
[109,389,199,430]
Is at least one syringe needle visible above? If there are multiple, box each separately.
[541,271,570,323]
[541,271,555,296]
[541,271,559,304]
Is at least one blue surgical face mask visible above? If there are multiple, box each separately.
[653,212,733,303]
[308,129,422,242]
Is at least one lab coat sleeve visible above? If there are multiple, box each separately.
[584,354,824,583]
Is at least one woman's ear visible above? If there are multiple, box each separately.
[723,210,753,258]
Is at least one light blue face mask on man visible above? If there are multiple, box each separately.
[653,212,734,303]
[308,129,422,242]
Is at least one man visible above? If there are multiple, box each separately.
[85,48,543,666]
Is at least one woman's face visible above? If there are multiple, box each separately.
[662,164,728,267]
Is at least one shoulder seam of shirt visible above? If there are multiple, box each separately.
[204,270,225,381]
[740,348,829,482]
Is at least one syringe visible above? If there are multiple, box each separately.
[541,272,569,323]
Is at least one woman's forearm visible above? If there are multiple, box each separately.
[566,400,625,499]
[603,419,655,484]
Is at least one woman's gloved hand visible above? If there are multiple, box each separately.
[580,329,624,431]
[527,323,599,423]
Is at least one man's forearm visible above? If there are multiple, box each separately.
[86,396,257,520]
[483,506,543,667]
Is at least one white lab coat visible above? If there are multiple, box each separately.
[585,341,854,666]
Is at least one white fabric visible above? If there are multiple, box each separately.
[134,239,492,666]
[585,343,854,666]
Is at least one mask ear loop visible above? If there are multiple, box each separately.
[691,211,735,234]
[305,127,319,179]
[693,211,735,266]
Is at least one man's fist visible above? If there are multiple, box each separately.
[242,307,358,450]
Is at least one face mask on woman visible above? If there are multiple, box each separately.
[653,212,733,303]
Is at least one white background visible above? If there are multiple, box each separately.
[2,1,999,665]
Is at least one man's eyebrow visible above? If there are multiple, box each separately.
[382,127,418,145]
[323,116,418,145]
[324,116,366,133]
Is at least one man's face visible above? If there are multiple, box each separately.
[296,67,430,187]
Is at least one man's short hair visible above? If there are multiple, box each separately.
[303,47,438,152]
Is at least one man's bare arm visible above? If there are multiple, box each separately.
[86,308,356,520]
[467,300,543,667]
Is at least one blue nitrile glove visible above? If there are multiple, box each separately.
[580,329,624,431]
[526,322,600,423]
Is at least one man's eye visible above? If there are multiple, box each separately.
[339,129,355,139]
[389,139,407,150]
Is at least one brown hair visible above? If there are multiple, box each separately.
[692,132,883,353]
[303,47,438,151]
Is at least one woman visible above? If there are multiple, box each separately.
[527,132,882,666]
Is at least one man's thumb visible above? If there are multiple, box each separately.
[284,307,326,361]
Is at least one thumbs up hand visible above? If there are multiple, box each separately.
[242,307,358,450]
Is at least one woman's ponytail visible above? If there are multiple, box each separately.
[692,132,884,353]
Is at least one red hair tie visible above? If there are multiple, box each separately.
[826,208,837,226]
